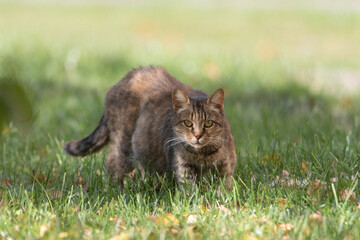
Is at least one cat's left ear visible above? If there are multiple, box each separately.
[172,89,190,111]
[207,88,224,111]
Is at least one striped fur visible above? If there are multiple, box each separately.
[64,66,236,190]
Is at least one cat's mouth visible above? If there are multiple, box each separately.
[192,143,202,149]
[184,136,210,149]
[189,140,209,149]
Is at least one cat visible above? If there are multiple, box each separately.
[64,66,237,190]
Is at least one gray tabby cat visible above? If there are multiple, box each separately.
[64,66,237,190]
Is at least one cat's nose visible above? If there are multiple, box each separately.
[195,135,202,140]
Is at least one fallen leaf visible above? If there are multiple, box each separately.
[278,198,287,207]
[202,204,210,213]
[96,207,103,215]
[304,226,310,235]
[58,232,69,238]
[110,216,125,226]
[46,190,63,200]
[260,153,280,167]
[39,224,49,237]
[217,204,232,215]
[306,180,327,196]
[186,214,197,224]
[186,226,195,240]
[83,228,92,240]
[0,198,4,209]
[309,211,323,224]
[300,162,308,174]
[52,170,59,177]
[75,174,88,191]
[76,176,83,185]
[31,170,47,183]
[73,205,80,213]
[109,231,131,240]
[330,160,338,173]
[277,223,294,234]
[1,179,13,187]
[154,213,179,227]
[257,216,269,223]
[251,172,257,182]
[67,230,79,238]
[282,170,289,177]
[339,189,356,202]
[168,228,179,237]
[281,236,290,240]
[242,235,258,240]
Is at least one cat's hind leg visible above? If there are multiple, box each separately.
[106,134,135,189]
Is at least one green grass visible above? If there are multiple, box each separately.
[1,1,360,239]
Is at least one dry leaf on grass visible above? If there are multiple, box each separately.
[256,216,270,223]
[282,170,289,177]
[277,223,294,234]
[109,231,131,240]
[186,214,198,224]
[331,177,338,183]
[217,204,232,215]
[300,162,308,174]
[58,232,69,238]
[31,170,47,184]
[309,211,323,224]
[242,235,258,240]
[39,224,50,237]
[278,198,287,207]
[306,180,327,203]
[75,173,88,191]
[46,190,63,200]
[150,213,179,227]
[281,236,291,240]
[202,204,210,213]
[110,216,125,227]
[260,153,281,167]
[83,228,92,240]
[339,188,356,201]
[1,179,13,187]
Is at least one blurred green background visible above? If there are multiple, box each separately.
[1,0,360,167]
[1,0,360,132]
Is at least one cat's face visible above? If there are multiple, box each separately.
[172,89,225,149]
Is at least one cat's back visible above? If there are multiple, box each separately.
[106,66,193,105]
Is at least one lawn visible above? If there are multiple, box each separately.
[1,1,360,239]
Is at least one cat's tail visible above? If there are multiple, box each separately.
[64,114,109,157]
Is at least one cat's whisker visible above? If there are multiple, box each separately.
[164,137,181,147]
[164,137,187,150]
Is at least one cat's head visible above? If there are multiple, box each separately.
[171,88,225,149]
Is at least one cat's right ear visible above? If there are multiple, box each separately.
[172,89,190,111]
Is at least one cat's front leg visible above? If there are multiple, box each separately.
[217,161,235,191]
[173,154,197,191]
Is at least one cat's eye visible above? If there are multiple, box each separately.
[184,120,193,127]
[204,120,213,128]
